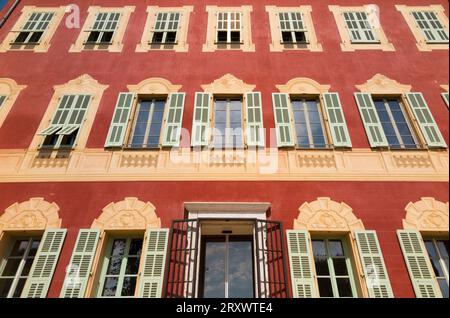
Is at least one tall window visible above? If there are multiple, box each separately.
[151,12,180,44]
[98,237,143,298]
[279,12,307,43]
[129,99,166,148]
[86,12,121,45]
[412,11,449,44]
[292,98,328,148]
[373,98,418,149]
[343,11,378,43]
[217,12,241,44]
[213,98,243,149]
[0,238,40,298]
[312,238,357,298]
[13,12,55,45]
[424,238,449,298]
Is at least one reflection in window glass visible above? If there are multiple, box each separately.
[130,99,166,148]
[292,99,327,148]
[424,239,449,298]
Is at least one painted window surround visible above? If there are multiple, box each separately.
[136,6,193,53]
[265,6,322,52]
[396,5,449,52]
[441,85,449,108]
[29,74,108,152]
[203,6,255,52]
[0,6,66,53]
[0,78,26,128]
[329,5,395,52]
[70,6,135,53]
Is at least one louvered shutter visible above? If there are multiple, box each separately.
[245,92,265,147]
[21,229,67,298]
[354,93,388,147]
[138,229,169,298]
[286,230,316,298]
[406,93,447,148]
[412,11,449,43]
[442,93,449,108]
[105,92,136,147]
[38,95,73,136]
[397,230,442,298]
[343,11,377,43]
[92,12,121,32]
[57,95,92,136]
[322,93,352,148]
[191,92,211,147]
[0,95,6,108]
[60,229,100,298]
[272,93,294,147]
[354,230,394,298]
[162,93,185,147]
[22,12,55,32]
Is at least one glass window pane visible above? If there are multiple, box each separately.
[228,239,254,298]
[329,240,344,257]
[125,257,140,275]
[314,257,330,276]
[1,259,21,277]
[437,278,449,298]
[29,240,40,257]
[0,278,14,298]
[431,258,445,277]
[425,240,438,258]
[12,278,27,298]
[102,277,119,297]
[106,257,122,275]
[21,258,34,276]
[121,277,137,297]
[333,258,349,276]
[111,239,126,256]
[312,240,326,257]
[202,240,226,298]
[129,239,143,256]
[437,240,449,260]
[336,278,353,297]
[10,240,29,257]
[317,277,334,297]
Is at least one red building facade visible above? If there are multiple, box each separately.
[0,0,448,299]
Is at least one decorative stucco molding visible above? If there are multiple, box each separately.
[293,197,365,231]
[403,197,449,232]
[0,198,62,232]
[0,78,27,127]
[355,74,412,95]
[91,197,161,230]
[276,77,330,94]
[201,74,255,94]
[127,77,182,95]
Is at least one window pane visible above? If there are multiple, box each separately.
[129,239,143,256]
[1,259,21,276]
[431,258,445,277]
[329,240,344,257]
[314,257,330,276]
[21,258,34,276]
[317,278,334,297]
[425,240,438,258]
[29,240,40,257]
[312,240,326,257]
[111,239,126,256]
[0,278,13,298]
[125,257,140,275]
[12,278,27,298]
[202,241,226,298]
[333,258,349,276]
[336,278,353,297]
[228,240,254,298]
[10,240,29,257]
[102,277,119,297]
[121,277,137,297]
[106,257,122,275]
[437,278,449,298]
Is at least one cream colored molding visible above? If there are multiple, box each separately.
[0,78,26,127]
[403,197,449,232]
[0,6,66,53]
[441,85,449,92]
[329,5,395,52]
[203,6,255,52]
[396,5,449,52]
[276,77,331,94]
[0,148,448,182]
[91,197,161,230]
[70,6,135,53]
[29,74,108,152]
[0,198,62,233]
[127,77,182,95]
[265,6,322,52]
[293,197,365,232]
[136,6,193,53]
[355,74,412,94]
[201,73,255,94]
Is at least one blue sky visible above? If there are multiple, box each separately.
[0,0,8,11]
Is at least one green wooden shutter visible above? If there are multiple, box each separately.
[105,92,136,148]
[286,230,316,298]
[92,12,121,32]
[412,11,449,43]
[245,92,265,147]
[322,93,352,148]
[60,229,100,298]
[191,92,211,147]
[57,95,92,136]
[354,230,394,298]
[22,12,55,32]
[343,11,377,43]
[442,93,449,108]
[162,93,185,147]
[21,229,67,298]
[354,93,388,147]
[397,230,442,298]
[38,95,73,136]
[0,95,6,108]
[272,93,294,147]
[138,229,169,298]
[406,93,447,148]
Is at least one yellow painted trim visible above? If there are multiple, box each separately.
[0,78,26,128]
[127,77,182,95]
[403,197,449,232]
[136,6,193,53]
[201,73,255,94]
[396,5,449,52]
[441,85,449,92]
[202,6,255,52]
[329,5,395,52]
[276,77,330,94]
[70,6,135,53]
[356,74,412,95]
[0,6,66,53]
[265,6,322,52]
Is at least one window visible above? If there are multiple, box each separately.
[0,95,6,108]
[213,98,243,149]
[13,12,55,45]
[98,237,143,298]
[424,239,449,298]
[86,12,121,45]
[279,12,307,44]
[38,95,92,149]
[0,238,40,298]
[292,98,328,149]
[312,238,357,298]
[128,99,166,149]
[151,12,180,44]
[217,12,241,44]
[373,98,418,149]
[411,11,448,44]
[343,11,378,43]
